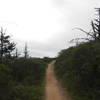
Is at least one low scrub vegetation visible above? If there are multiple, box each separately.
[55,8,100,100]
[55,41,100,100]
[0,58,47,100]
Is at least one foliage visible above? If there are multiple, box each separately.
[0,58,47,100]
[0,27,16,62]
[55,41,100,100]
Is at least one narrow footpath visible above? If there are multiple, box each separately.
[45,61,71,100]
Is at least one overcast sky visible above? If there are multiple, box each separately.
[0,0,100,57]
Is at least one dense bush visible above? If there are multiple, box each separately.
[55,41,100,100]
[0,64,12,100]
[0,58,47,100]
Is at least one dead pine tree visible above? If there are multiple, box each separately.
[15,48,20,58]
[71,8,100,43]
[91,8,100,41]
[24,43,29,59]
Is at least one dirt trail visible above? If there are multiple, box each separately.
[45,61,70,100]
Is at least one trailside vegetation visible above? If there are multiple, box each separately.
[0,28,47,100]
[54,8,100,100]
[0,58,47,100]
[55,41,100,100]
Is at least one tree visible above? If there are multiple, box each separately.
[91,8,100,41]
[14,48,20,58]
[24,43,29,59]
[0,27,16,62]
[71,8,100,43]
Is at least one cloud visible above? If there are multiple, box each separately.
[1,0,100,57]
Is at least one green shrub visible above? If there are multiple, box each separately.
[55,41,100,100]
[0,58,47,100]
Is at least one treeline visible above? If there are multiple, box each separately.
[0,27,48,100]
[0,27,30,63]
[54,8,100,100]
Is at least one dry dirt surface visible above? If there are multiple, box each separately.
[45,61,71,100]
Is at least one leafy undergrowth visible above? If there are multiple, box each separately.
[0,58,47,100]
[55,41,100,100]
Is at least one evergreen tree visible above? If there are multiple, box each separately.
[0,27,16,62]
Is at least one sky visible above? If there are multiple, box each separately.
[0,0,100,57]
